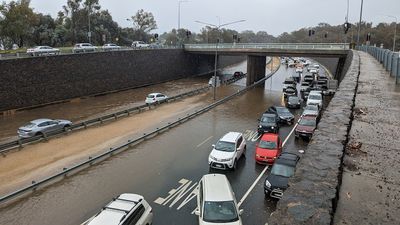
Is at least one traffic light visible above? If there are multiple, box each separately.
[237,37,241,43]
[309,29,315,36]
[186,30,191,39]
[324,33,328,38]
[309,30,312,36]
[312,30,315,35]
[154,33,159,39]
[344,22,351,34]
[233,34,238,41]
[366,33,371,41]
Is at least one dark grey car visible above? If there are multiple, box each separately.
[266,106,295,125]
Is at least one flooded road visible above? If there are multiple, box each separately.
[0,58,331,225]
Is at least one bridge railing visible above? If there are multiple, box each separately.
[184,43,350,50]
[359,45,400,84]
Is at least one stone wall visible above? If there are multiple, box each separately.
[0,49,243,111]
[268,50,360,225]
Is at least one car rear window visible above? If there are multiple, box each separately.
[259,140,277,149]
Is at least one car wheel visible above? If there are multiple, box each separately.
[232,159,237,171]
[243,145,247,156]
[35,132,44,137]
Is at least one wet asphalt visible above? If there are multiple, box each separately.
[0,59,330,225]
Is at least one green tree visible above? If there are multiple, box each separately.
[129,9,157,41]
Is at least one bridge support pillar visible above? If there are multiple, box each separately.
[246,55,266,86]
[335,56,347,80]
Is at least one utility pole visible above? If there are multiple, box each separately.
[177,1,188,47]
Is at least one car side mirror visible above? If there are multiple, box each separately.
[237,148,240,151]
[194,209,200,216]
[239,209,244,215]
[212,144,215,148]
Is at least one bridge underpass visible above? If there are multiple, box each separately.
[185,43,350,85]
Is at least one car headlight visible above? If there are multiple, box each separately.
[209,156,218,161]
[271,126,275,129]
[279,116,284,119]
[265,180,271,188]
[256,154,260,157]
[258,125,262,128]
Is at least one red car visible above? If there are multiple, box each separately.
[295,115,317,140]
[255,133,282,165]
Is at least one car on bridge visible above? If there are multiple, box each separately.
[132,41,150,48]
[73,43,97,53]
[102,43,121,51]
[145,93,168,104]
[17,118,72,138]
[195,174,243,225]
[255,133,282,165]
[265,106,294,125]
[83,193,153,225]
[257,113,279,134]
[264,152,300,199]
[295,115,317,140]
[26,46,60,56]
[209,132,246,170]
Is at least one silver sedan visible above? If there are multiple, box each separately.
[17,118,72,138]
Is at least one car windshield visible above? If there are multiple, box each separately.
[276,107,290,114]
[289,97,299,102]
[258,140,277,149]
[284,80,294,84]
[147,94,155,98]
[22,122,36,128]
[305,105,318,111]
[261,116,275,123]
[299,118,316,126]
[214,141,236,152]
[309,94,322,100]
[271,163,295,177]
[203,201,239,223]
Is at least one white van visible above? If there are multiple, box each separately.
[195,174,243,225]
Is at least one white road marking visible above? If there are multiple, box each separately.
[237,120,300,207]
[196,136,213,148]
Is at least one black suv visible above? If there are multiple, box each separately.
[258,113,279,134]
[266,106,295,125]
[264,152,300,199]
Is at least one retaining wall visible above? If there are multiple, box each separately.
[0,49,244,112]
[269,50,359,225]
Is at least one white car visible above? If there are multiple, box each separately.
[83,193,153,225]
[102,43,121,51]
[295,67,303,73]
[73,43,97,53]
[306,91,323,108]
[209,132,246,170]
[195,174,243,225]
[18,118,72,138]
[26,46,60,56]
[132,41,150,48]
[145,93,168,104]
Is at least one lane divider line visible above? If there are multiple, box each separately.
[196,136,213,148]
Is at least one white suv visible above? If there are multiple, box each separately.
[83,193,153,225]
[209,132,246,170]
[306,91,323,108]
[195,174,243,225]
[73,43,97,53]
[132,41,150,48]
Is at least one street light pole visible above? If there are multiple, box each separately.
[385,15,397,52]
[356,0,364,48]
[178,1,188,47]
[195,19,246,100]
[88,4,91,43]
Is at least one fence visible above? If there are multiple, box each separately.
[0,65,279,205]
[359,45,400,84]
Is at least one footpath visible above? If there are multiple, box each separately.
[334,51,400,224]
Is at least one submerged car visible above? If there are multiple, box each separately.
[145,93,168,104]
[295,115,317,140]
[255,133,282,165]
[258,113,279,134]
[264,152,300,199]
[286,96,301,109]
[233,71,244,78]
[208,132,246,170]
[18,118,72,138]
[266,106,295,125]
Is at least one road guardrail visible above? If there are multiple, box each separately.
[185,43,350,50]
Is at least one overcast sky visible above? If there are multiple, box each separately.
[23,0,400,36]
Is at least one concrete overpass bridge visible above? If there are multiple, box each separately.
[184,43,350,85]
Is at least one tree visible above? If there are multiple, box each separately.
[129,9,157,41]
